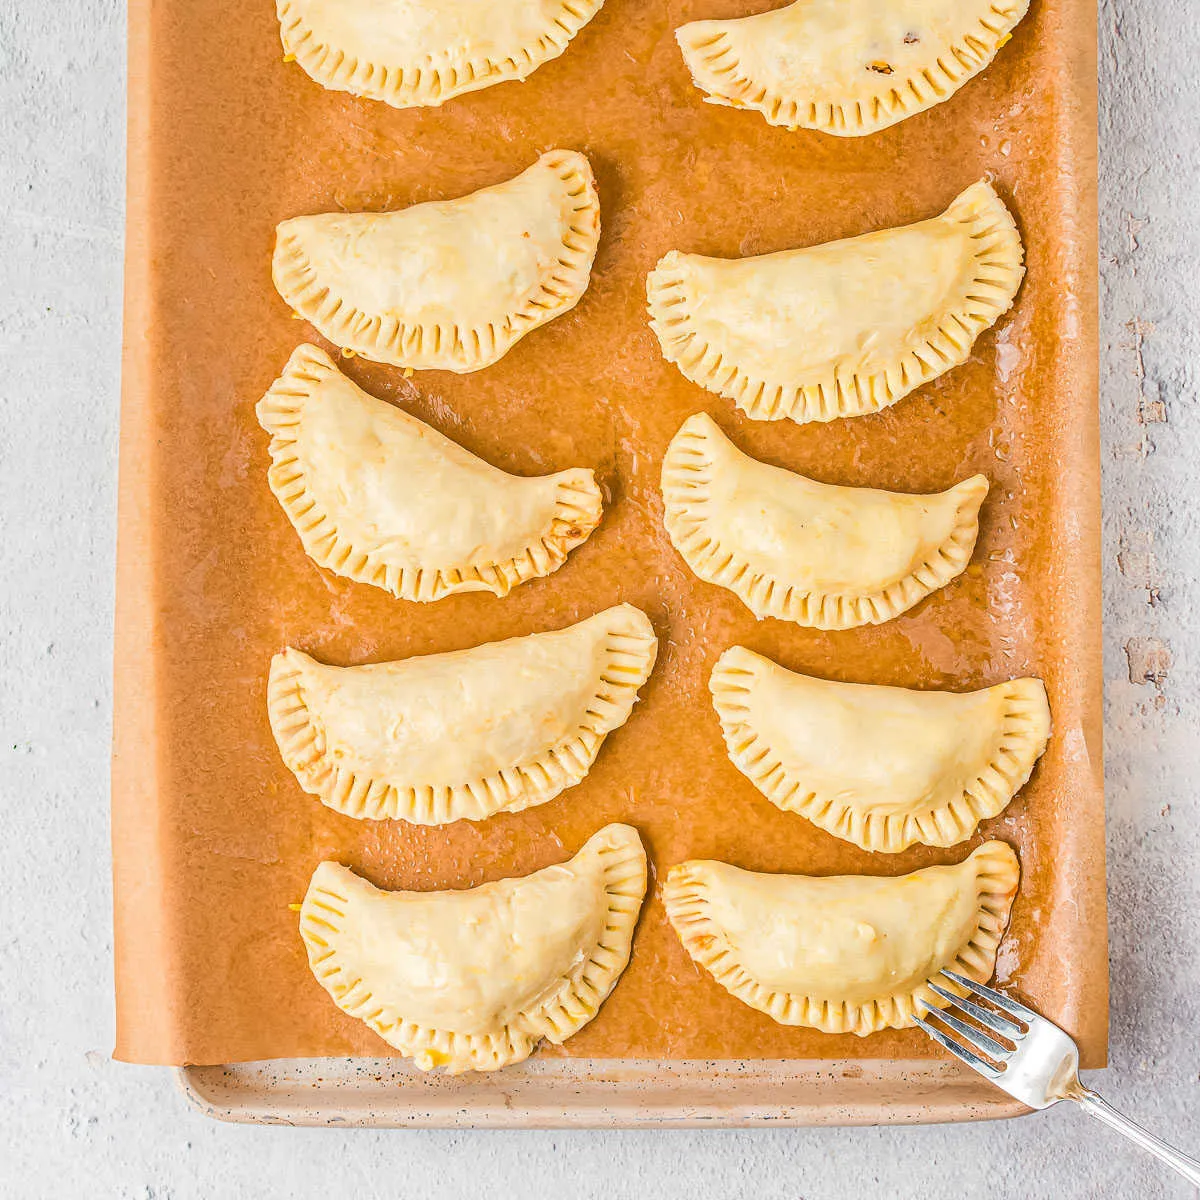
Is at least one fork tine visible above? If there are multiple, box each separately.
[913,1015,1003,1079]
[923,1003,1014,1061]
[927,982,1026,1039]
[942,970,1036,1020]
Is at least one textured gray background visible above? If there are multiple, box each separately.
[1,0,1197,1196]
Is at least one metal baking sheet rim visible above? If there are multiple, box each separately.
[174,1058,1031,1127]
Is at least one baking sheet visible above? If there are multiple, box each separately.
[113,0,1103,1103]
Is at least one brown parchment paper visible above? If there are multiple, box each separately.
[113,0,1104,1068]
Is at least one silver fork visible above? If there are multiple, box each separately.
[915,970,1200,1187]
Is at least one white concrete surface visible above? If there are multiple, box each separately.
[1,0,1198,1196]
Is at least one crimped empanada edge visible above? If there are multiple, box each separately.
[710,649,1052,852]
[256,343,603,600]
[278,0,606,109]
[266,606,659,825]
[662,841,1021,1036]
[299,823,648,1073]
[646,181,1024,424]
[675,0,1030,136]
[272,151,601,372]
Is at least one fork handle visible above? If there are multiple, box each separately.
[1075,1087,1200,1186]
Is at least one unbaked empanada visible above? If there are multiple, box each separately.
[647,181,1023,423]
[274,151,600,372]
[664,841,1019,1035]
[711,647,1051,852]
[300,823,647,1072]
[256,344,602,601]
[676,0,1029,137]
[268,605,657,823]
[278,0,604,109]
[660,413,987,629]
